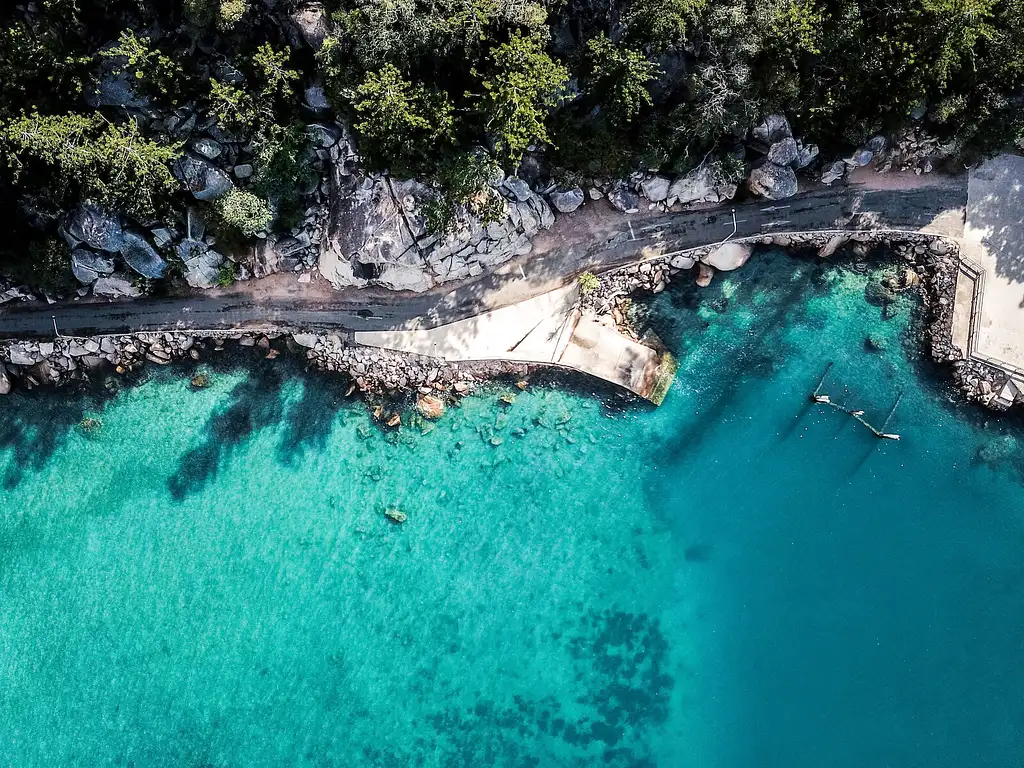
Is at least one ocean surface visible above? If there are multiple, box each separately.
[2,249,1023,767]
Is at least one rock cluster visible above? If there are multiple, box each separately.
[319,162,550,291]
[747,114,817,200]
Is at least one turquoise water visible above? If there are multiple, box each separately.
[2,250,1023,767]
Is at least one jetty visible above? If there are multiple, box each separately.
[810,363,902,440]
[354,284,677,404]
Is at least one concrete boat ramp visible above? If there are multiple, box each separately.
[355,284,677,404]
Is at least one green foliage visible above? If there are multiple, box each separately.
[184,0,217,28]
[1,112,180,218]
[218,0,250,30]
[3,237,77,294]
[477,33,570,165]
[623,0,706,52]
[583,35,660,125]
[352,64,456,175]
[101,30,184,99]
[578,271,599,294]
[215,189,273,237]
[216,262,238,287]
[424,151,506,233]
[210,44,298,139]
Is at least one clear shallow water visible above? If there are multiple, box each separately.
[2,250,1023,767]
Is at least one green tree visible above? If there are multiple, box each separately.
[1,112,180,218]
[101,30,185,100]
[583,34,660,125]
[476,33,569,165]
[623,0,706,52]
[352,63,456,174]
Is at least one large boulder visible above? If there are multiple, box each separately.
[752,114,792,146]
[172,154,234,201]
[794,142,819,169]
[64,204,124,252]
[668,164,738,206]
[640,175,671,202]
[119,233,167,279]
[319,170,420,289]
[376,263,433,292]
[70,248,115,285]
[93,273,142,298]
[607,185,639,213]
[548,187,585,213]
[177,239,224,289]
[766,137,799,167]
[289,3,328,50]
[0,362,10,395]
[748,162,798,200]
[701,242,753,271]
[501,177,533,202]
[821,160,846,185]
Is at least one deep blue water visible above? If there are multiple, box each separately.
[2,250,1023,766]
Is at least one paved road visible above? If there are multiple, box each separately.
[0,178,967,339]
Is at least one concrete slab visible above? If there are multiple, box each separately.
[951,267,976,355]
[354,286,676,402]
[962,154,1024,376]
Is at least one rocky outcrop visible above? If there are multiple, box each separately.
[319,129,550,290]
[701,242,753,271]
[548,187,585,213]
[71,248,115,285]
[666,164,738,207]
[93,274,142,298]
[608,185,640,213]
[640,176,671,202]
[177,239,225,288]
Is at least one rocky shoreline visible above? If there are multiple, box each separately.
[0,231,1018,412]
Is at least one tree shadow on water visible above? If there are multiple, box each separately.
[275,374,348,465]
[166,367,286,501]
[0,384,116,490]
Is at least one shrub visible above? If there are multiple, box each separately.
[216,190,273,237]
[218,0,249,30]
[578,271,599,293]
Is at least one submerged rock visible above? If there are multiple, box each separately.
[384,508,407,524]
[415,394,445,419]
